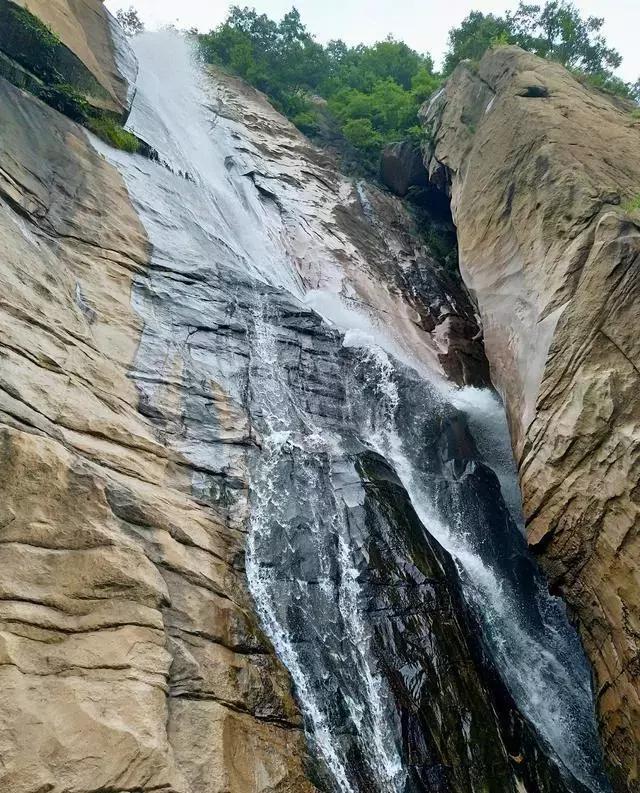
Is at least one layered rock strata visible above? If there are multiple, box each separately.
[0,6,615,791]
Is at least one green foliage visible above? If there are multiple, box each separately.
[4,4,62,82]
[411,66,441,103]
[579,71,635,100]
[197,7,441,171]
[622,193,640,214]
[342,118,383,157]
[0,3,141,154]
[199,7,328,115]
[423,226,458,268]
[444,1,637,101]
[39,80,142,152]
[444,11,515,73]
[290,109,321,136]
[86,116,142,152]
[41,82,90,122]
[9,5,60,49]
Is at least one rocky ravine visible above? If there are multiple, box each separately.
[0,5,574,793]
[0,3,624,792]
[423,46,640,792]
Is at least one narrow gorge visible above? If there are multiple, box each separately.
[0,3,638,793]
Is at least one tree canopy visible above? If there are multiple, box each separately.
[444,1,636,100]
[105,4,637,174]
[197,7,438,170]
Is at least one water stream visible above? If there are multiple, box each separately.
[90,31,610,793]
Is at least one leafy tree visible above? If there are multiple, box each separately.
[342,118,383,157]
[411,66,442,103]
[444,1,632,99]
[444,11,515,74]
[508,2,621,72]
[198,7,441,171]
[116,6,144,37]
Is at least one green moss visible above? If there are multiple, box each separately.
[622,193,640,214]
[10,5,60,46]
[4,4,62,82]
[1,0,111,101]
[42,82,90,122]
[86,116,142,153]
[631,109,640,120]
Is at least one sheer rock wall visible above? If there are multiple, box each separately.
[423,45,640,791]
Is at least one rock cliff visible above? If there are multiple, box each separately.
[0,6,618,793]
[423,45,640,792]
[0,0,135,115]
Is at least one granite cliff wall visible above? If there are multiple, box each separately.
[423,45,640,792]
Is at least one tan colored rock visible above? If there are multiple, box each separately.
[0,75,316,793]
[423,46,640,791]
[8,0,135,114]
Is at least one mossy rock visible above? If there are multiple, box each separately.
[0,1,111,105]
[0,1,144,153]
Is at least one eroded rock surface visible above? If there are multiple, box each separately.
[423,46,640,791]
[380,140,429,197]
[0,6,615,789]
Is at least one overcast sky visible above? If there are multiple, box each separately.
[104,0,639,81]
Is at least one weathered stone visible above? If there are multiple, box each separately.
[423,45,640,791]
[5,0,135,114]
[0,8,615,789]
[380,139,429,197]
[0,75,315,793]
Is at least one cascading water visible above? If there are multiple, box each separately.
[345,346,610,792]
[90,30,611,793]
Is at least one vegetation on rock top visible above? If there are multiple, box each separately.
[445,3,640,100]
[116,2,639,173]
[188,2,638,173]
[0,1,142,153]
[623,193,640,215]
[196,7,438,172]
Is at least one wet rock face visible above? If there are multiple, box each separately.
[0,77,315,793]
[244,303,585,793]
[0,16,611,793]
[422,45,640,791]
[197,67,489,390]
[380,140,429,197]
[0,62,551,792]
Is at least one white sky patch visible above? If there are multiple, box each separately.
[105,0,639,82]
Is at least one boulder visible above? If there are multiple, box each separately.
[380,139,429,196]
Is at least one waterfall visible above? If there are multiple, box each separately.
[345,346,609,792]
[89,31,610,793]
